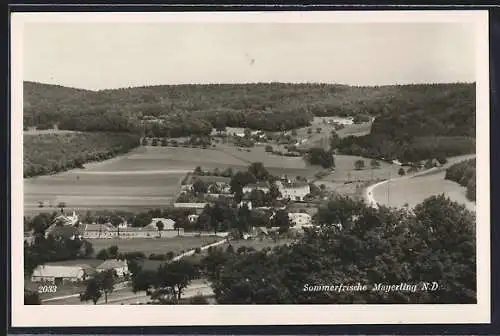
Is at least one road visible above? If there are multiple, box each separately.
[43,280,214,305]
[365,154,476,209]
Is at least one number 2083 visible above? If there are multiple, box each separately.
[38,285,58,293]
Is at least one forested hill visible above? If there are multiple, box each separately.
[24,81,475,139]
[337,83,476,162]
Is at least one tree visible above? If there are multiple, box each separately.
[370,159,381,169]
[265,145,273,153]
[156,260,199,300]
[248,162,269,181]
[151,138,159,146]
[272,210,291,233]
[268,183,282,200]
[230,171,257,195]
[132,269,158,293]
[212,194,476,304]
[307,148,335,169]
[24,289,41,305]
[192,179,208,194]
[437,156,448,165]
[141,137,148,146]
[80,277,102,305]
[424,159,434,169]
[57,202,67,213]
[329,130,340,152]
[316,127,322,134]
[307,128,312,135]
[156,220,164,238]
[398,167,406,176]
[354,160,365,170]
[108,245,119,259]
[249,189,266,208]
[110,215,123,238]
[31,213,51,235]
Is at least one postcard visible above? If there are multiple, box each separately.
[10,9,490,326]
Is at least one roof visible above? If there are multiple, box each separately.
[84,223,114,232]
[280,181,310,189]
[32,265,85,278]
[97,259,128,270]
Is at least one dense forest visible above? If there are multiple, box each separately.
[24,82,475,140]
[23,132,140,178]
[445,159,476,201]
[205,195,476,304]
[336,83,476,162]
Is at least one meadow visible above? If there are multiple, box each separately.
[24,143,327,215]
[372,170,476,212]
[87,236,222,255]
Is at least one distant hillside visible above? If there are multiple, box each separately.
[24,81,476,141]
[336,83,476,162]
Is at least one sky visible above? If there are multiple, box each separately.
[22,22,477,90]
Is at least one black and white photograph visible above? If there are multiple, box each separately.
[11,10,490,326]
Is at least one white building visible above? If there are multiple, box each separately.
[288,213,312,227]
[275,181,310,202]
[242,181,270,194]
[150,218,175,231]
[31,265,91,284]
[52,211,79,226]
[96,259,129,278]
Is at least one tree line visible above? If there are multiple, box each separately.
[23,132,140,178]
[445,158,476,201]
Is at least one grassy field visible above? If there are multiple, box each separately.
[318,155,402,183]
[222,237,294,251]
[372,170,476,211]
[87,236,222,255]
[24,144,325,215]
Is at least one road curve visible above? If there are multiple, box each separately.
[364,155,476,209]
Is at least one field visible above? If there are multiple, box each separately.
[372,170,476,212]
[294,117,373,151]
[87,236,222,255]
[24,144,326,215]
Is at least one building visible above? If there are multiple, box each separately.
[275,181,311,202]
[31,265,91,284]
[182,175,232,193]
[149,218,175,231]
[288,213,313,227]
[188,214,199,223]
[96,259,129,277]
[243,181,270,194]
[238,194,253,210]
[81,223,159,239]
[52,211,79,226]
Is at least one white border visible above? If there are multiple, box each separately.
[11,10,490,327]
